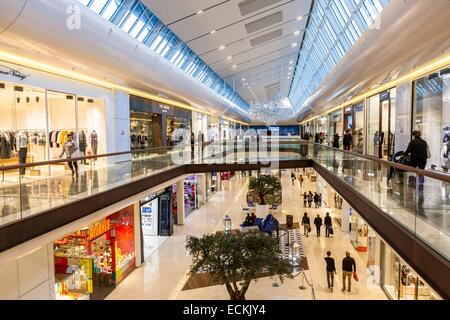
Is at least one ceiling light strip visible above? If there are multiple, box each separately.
[0,51,249,125]
[299,54,450,124]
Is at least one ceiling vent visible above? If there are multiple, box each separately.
[244,11,282,34]
[249,28,282,47]
[238,0,283,16]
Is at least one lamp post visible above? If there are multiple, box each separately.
[223,215,232,234]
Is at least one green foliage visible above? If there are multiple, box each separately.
[186,231,293,300]
[248,175,282,205]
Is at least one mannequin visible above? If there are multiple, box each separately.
[90,130,98,156]
[441,127,450,172]
[16,130,28,176]
[79,130,87,164]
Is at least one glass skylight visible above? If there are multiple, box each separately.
[79,0,249,112]
[289,0,390,111]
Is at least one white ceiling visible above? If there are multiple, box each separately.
[146,0,312,107]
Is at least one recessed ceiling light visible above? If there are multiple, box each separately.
[289,60,294,64]
[292,42,298,47]
[232,64,237,69]
[197,10,204,15]
[241,78,245,81]
[226,56,232,61]
[219,45,226,50]
[294,30,300,36]
[289,67,292,70]
[210,30,216,34]
[297,15,303,21]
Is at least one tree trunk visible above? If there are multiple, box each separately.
[259,192,265,205]
[238,280,251,300]
[225,282,237,300]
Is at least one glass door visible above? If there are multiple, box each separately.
[367,94,380,157]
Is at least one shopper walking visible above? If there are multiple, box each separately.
[324,212,333,238]
[301,212,311,237]
[318,193,323,208]
[342,251,356,292]
[303,192,308,207]
[332,133,340,148]
[298,174,304,188]
[313,214,323,237]
[343,129,352,151]
[307,191,313,208]
[313,192,320,208]
[291,172,296,186]
[59,133,79,178]
[405,130,430,186]
[325,251,337,291]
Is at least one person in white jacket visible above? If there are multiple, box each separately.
[59,134,79,177]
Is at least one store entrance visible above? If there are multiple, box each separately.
[152,113,163,148]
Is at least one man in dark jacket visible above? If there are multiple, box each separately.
[405,130,428,169]
[405,130,429,185]
[324,251,337,291]
[342,251,356,292]
[343,129,352,151]
[324,212,332,237]
[313,214,323,237]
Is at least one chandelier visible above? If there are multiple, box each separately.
[249,99,294,124]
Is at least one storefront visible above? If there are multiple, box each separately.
[206,171,220,200]
[53,205,135,300]
[192,111,209,144]
[413,66,450,171]
[139,189,173,261]
[129,95,191,148]
[0,80,107,174]
[328,109,343,146]
[334,197,442,300]
[352,102,365,153]
[366,88,397,159]
[380,241,442,300]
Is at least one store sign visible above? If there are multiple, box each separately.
[159,104,172,113]
[141,199,158,236]
[88,219,112,241]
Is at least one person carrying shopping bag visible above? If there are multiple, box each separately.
[301,212,311,237]
[59,133,79,178]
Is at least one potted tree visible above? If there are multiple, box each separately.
[248,175,282,216]
[186,231,292,300]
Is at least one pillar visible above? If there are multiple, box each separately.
[176,179,185,225]
[134,202,142,268]
[342,199,352,232]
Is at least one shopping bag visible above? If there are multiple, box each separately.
[307,224,312,233]
[71,150,84,159]
[329,227,334,235]
[353,272,359,281]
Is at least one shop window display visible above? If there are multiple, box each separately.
[166,115,190,146]
[0,83,47,173]
[381,241,441,300]
[367,94,381,157]
[53,206,136,300]
[352,102,364,153]
[414,68,450,171]
[77,97,106,161]
[130,112,152,150]
[328,110,343,146]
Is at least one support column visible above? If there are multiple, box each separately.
[176,179,185,225]
[133,202,142,267]
[342,199,351,232]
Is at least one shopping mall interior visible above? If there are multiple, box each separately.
[0,0,449,305]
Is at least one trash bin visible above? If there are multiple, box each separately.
[286,215,293,228]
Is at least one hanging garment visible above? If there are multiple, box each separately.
[19,147,27,175]
[16,132,28,150]
[90,131,98,155]
[0,132,12,159]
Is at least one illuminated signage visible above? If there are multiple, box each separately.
[88,219,112,241]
